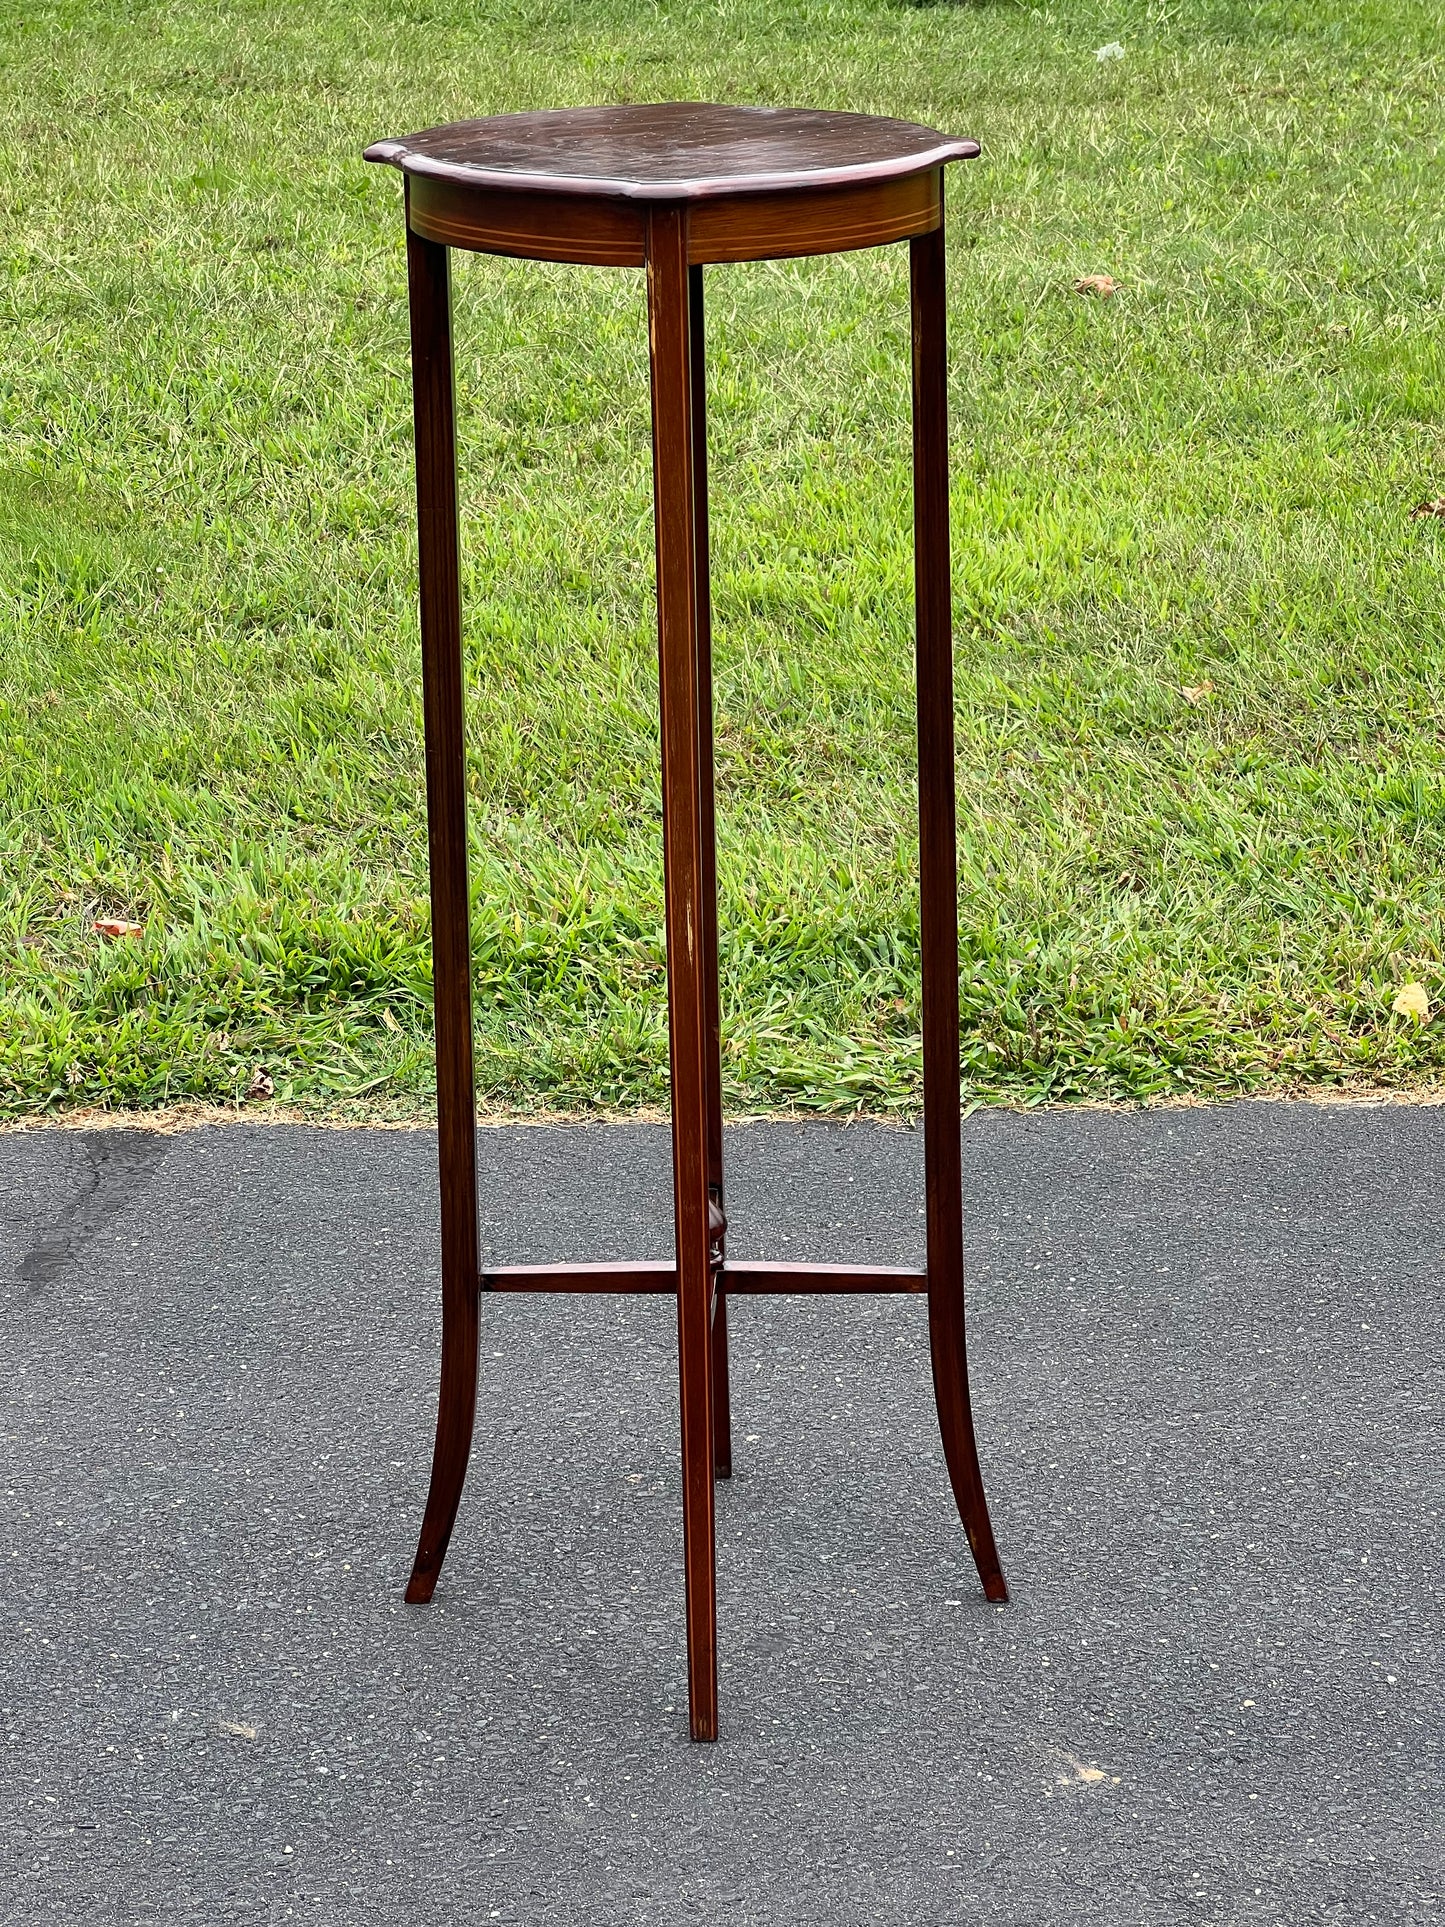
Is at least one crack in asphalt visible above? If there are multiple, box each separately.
[15,1130,169,1286]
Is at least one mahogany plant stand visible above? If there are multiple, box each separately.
[365,105,1008,1744]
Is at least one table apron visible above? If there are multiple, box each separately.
[405,169,942,266]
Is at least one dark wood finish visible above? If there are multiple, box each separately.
[646,203,719,1743]
[686,171,939,265]
[481,1260,927,1295]
[402,221,482,1608]
[910,211,1008,1606]
[407,172,645,265]
[690,263,733,1485]
[366,104,977,201]
[404,167,940,268]
[374,104,1005,1743]
[368,106,966,269]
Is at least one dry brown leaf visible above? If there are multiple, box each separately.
[1391,982,1430,1022]
[380,1006,400,1033]
[93,918,143,940]
[1181,680,1216,705]
[246,1067,275,1100]
[1051,1747,1116,1788]
[1074,274,1119,298]
[1409,497,1445,521]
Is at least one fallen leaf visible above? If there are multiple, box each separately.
[246,1067,275,1100]
[1052,1747,1112,1786]
[1392,981,1430,1022]
[1075,273,1119,298]
[214,1032,233,1053]
[1409,496,1445,521]
[380,1006,400,1033]
[216,1719,257,1739]
[93,918,143,940]
[1181,680,1216,704]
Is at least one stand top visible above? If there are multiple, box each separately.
[364,103,978,203]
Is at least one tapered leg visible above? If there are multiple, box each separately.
[648,211,720,1740]
[910,215,1008,1606]
[689,263,733,1483]
[403,222,482,1607]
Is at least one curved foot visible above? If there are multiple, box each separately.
[927,1289,1008,1603]
[405,1286,479,1604]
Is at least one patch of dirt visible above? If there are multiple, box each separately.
[4,1081,1444,1135]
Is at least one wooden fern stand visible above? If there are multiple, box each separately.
[365,104,1008,1743]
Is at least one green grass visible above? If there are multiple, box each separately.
[3,0,1445,1118]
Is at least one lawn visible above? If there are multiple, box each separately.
[2,0,1444,1119]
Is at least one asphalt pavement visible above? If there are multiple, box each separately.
[2,1102,1441,1924]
